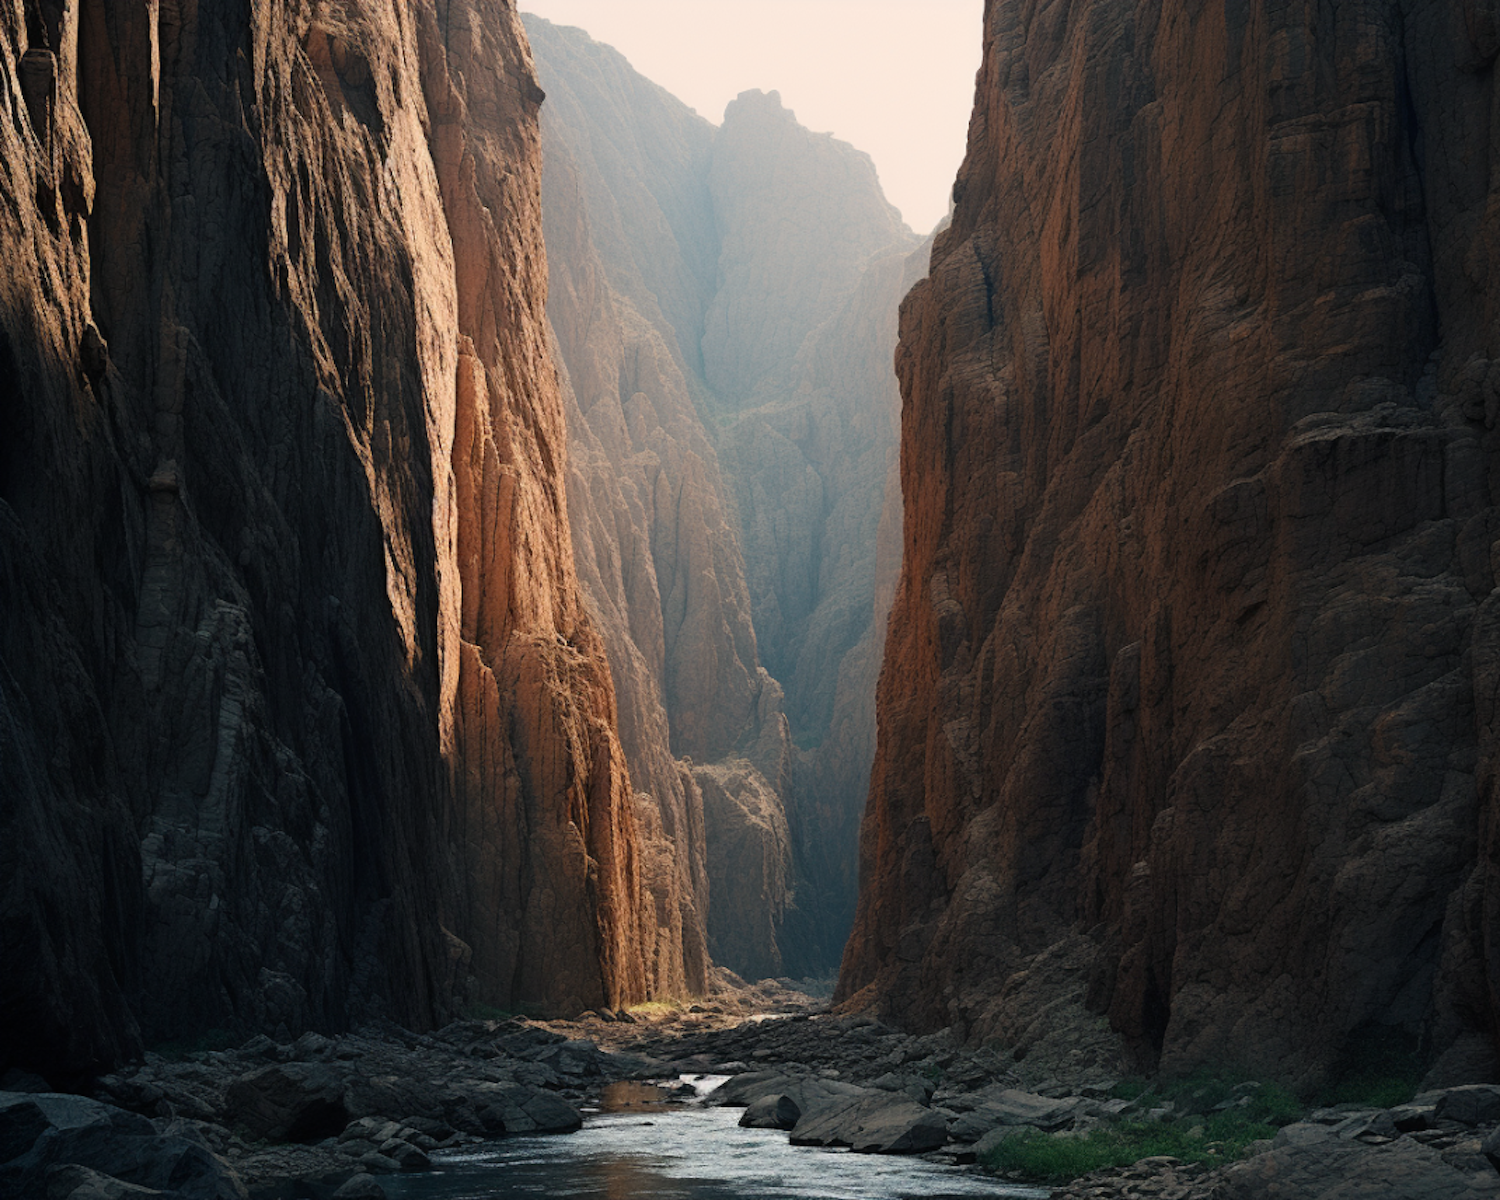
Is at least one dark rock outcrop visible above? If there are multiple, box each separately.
[526,16,918,980]
[0,1092,247,1200]
[840,0,1500,1084]
[0,0,674,1079]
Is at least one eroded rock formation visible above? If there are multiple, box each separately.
[526,16,918,980]
[0,0,665,1079]
[840,0,1500,1086]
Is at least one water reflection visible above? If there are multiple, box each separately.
[593,1081,676,1113]
[380,1105,1047,1200]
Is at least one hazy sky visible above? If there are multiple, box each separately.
[518,0,985,234]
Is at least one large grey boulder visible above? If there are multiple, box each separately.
[944,1088,1082,1142]
[462,1086,582,1136]
[709,1070,867,1115]
[0,1093,246,1200]
[789,1092,948,1154]
[1432,1086,1500,1128]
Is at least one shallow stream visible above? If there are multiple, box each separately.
[378,1080,1049,1200]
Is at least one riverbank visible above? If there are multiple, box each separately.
[3,984,1498,1199]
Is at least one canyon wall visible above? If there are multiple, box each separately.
[0,0,666,1081]
[525,16,917,980]
[841,0,1500,1087]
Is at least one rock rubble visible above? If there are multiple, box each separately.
[5,1008,1499,1198]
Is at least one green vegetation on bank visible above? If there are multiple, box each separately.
[980,1074,1301,1184]
[981,1028,1432,1186]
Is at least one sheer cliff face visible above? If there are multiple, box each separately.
[842,0,1500,1083]
[526,17,917,980]
[0,0,656,1078]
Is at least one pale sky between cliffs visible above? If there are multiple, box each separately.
[518,0,984,234]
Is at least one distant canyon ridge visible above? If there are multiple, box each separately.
[3,0,1500,1096]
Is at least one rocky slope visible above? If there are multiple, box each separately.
[0,0,672,1080]
[840,0,1500,1086]
[526,16,918,980]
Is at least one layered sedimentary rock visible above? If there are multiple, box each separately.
[841,0,1500,1085]
[526,16,917,979]
[0,0,664,1080]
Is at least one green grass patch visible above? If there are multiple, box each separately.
[981,1113,1281,1184]
[988,1074,1304,1184]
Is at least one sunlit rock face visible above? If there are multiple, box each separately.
[840,0,1500,1086]
[0,0,664,1078]
[526,16,919,980]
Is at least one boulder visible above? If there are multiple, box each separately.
[960,1087,1079,1133]
[739,1095,801,1130]
[1272,1122,1339,1149]
[1388,1104,1436,1133]
[1433,1086,1500,1128]
[789,1092,948,1154]
[332,1174,387,1199]
[0,1093,245,1200]
[379,1141,430,1171]
[463,1086,582,1136]
[224,1065,349,1142]
[709,1071,866,1115]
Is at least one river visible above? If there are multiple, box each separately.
[377,1079,1049,1200]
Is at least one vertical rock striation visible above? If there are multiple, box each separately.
[526,16,918,980]
[842,0,1500,1085]
[0,0,657,1080]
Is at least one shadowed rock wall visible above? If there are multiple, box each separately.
[526,16,918,981]
[840,0,1500,1087]
[0,0,665,1079]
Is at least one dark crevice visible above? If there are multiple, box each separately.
[0,333,29,507]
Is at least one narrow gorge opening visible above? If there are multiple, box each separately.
[6,2,1500,1199]
[519,0,980,991]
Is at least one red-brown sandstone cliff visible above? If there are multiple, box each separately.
[0,0,660,1078]
[841,0,1500,1085]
